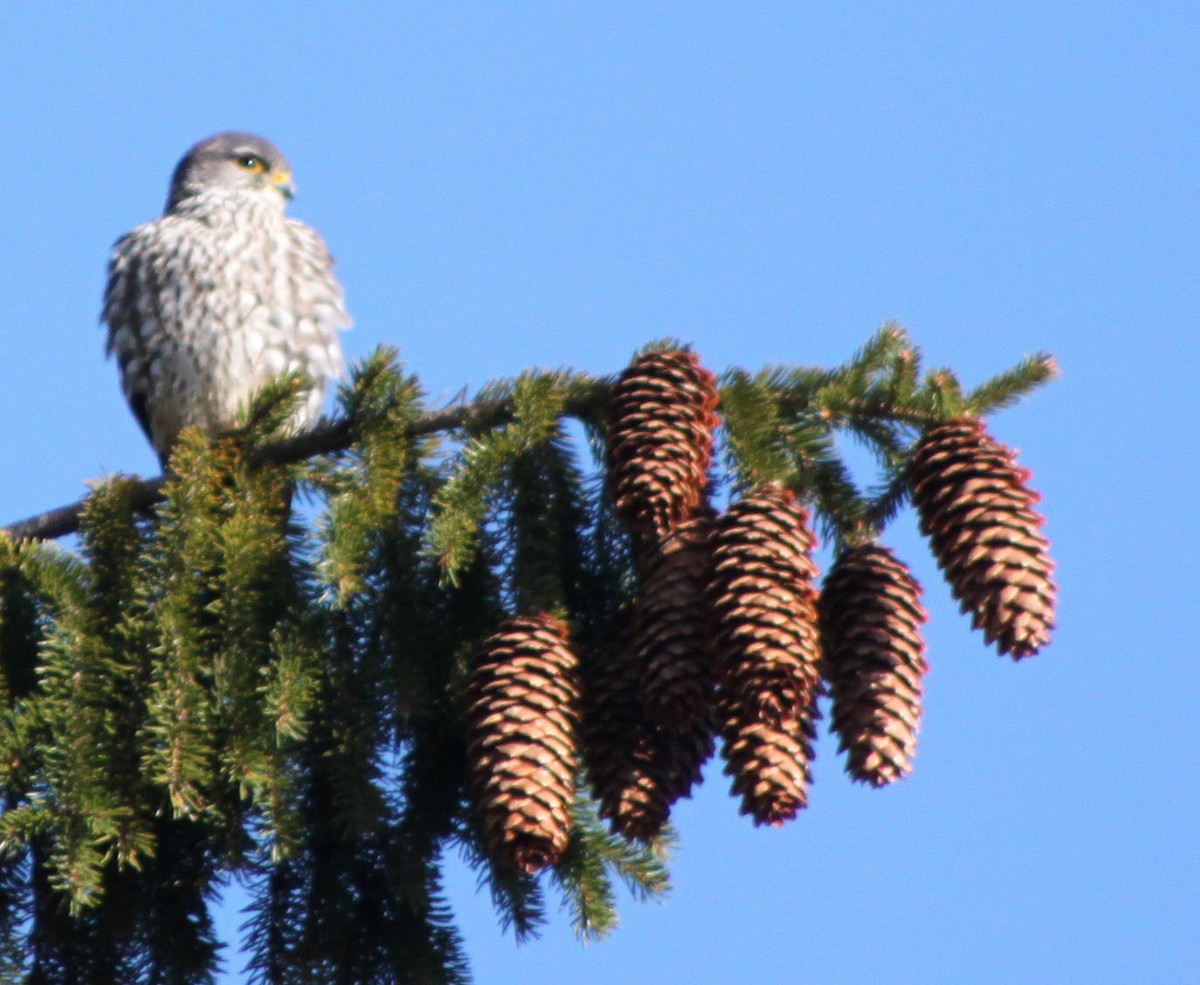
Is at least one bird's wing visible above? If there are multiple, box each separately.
[102,224,160,446]
[285,218,353,374]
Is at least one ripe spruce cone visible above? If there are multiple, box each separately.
[709,486,822,726]
[709,485,822,825]
[820,543,928,787]
[465,614,580,874]
[606,348,720,542]
[635,511,717,731]
[908,418,1056,659]
[582,628,714,841]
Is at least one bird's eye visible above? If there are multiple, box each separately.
[235,154,267,173]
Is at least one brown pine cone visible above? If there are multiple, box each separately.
[606,349,720,542]
[709,485,822,726]
[465,613,580,874]
[708,485,822,825]
[635,510,717,731]
[820,543,927,786]
[908,418,1056,658]
[582,627,713,841]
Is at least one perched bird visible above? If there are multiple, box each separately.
[103,132,350,465]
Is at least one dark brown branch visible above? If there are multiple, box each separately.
[4,391,603,542]
[4,477,168,541]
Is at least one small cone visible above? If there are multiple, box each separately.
[908,418,1056,659]
[635,511,717,730]
[820,543,928,787]
[709,485,822,825]
[606,349,720,542]
[582,627,713,841]
[465,613,579,873]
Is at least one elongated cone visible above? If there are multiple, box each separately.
[709,486,822,725]
[820,543,928,786]
[606,349,720,542]
[908,418,1056,659]
[465,613,579,874]
[709,485,822,825]
[582,626,714,841]
[635,510,717,731]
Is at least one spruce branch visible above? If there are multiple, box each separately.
[550,796,672,942]
[965,351,1060,416]
[840,321,913,390]
[457,831,547,943]
[0,331,1061,979]
[2,373,602,542]
[865,461,915,535]
[718,368,795,490]
[3,343,1051,542]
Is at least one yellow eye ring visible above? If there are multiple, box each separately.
[235,154,268,173]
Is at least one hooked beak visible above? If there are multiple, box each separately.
[272,169,296,201]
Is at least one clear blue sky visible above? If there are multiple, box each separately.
[1,4,1195,983]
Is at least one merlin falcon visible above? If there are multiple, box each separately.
[103,132,350,464]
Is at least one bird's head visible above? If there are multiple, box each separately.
[166,132,297,213]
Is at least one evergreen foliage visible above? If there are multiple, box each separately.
[0,326,1056,982]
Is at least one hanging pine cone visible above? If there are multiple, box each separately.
[709,485,822,726]
[908,418,1056,659]
[465,613,580,874]
[582,628,714,841]
[820,543,928,787]
[606,348,720,542]
[635,510,717,731]
[709,485,822,825]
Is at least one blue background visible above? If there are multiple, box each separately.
[1,5,1195,983]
